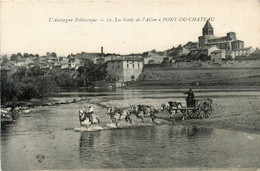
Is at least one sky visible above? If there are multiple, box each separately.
[1,1,260,56]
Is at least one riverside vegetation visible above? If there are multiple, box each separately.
[0,59,107,105]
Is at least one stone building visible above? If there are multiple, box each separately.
[211,49,226,63]
[106,58,143,84]
[199,20,244,51]
[198,19,252,58]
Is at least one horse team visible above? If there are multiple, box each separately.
[106,101,187,126]
[107,105,159,126]
[79,101,189,127]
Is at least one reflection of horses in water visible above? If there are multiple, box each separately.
[79,131,100,163]
[161,101,187,121]
[79,109,100,127]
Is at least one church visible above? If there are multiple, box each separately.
[198,20,252,58]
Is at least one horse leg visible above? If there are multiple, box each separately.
[125,116,132,124]
[96,117,100,124]
[111,116,116,124]
[136,114,144,123]
[128,116,132,124]
[151,113,155,123]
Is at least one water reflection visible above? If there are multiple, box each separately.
[79,131,101,166]
[180,126,214,137]
[77,125,216,168]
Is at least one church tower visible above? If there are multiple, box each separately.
[202,19,214,36]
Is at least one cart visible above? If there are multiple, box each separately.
[170,99,214,119]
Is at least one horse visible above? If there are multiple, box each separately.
[136,105,150,116]
[131,105,159,123]
[79,109,100,127]
[130,105,146,123]
[107,106,132,126]
[145,105,159,123]
[161,101,187,121]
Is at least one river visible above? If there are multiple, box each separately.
[1,89,260,170]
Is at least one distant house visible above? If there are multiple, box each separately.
[144,52,166,64]
[178,47,190,56]
[61,63,69,69]
[233,47,253,58]
[166,46,190,57]
[47,56,58,63]
[74,53,100,63]
[96,58,105,65]
[15,57,34,67]
[190,46,219,56]
[250,48,260,59]
[211,49,226,63]
[106,58,143,84]
[58,57,69,65]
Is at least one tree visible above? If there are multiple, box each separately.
[17,53,23,57]
[10,54,18,61]
[29,66,44,77]
[77,59,108,87]
[51,52,57,57]
[1,56,8,64]
[17,66,28,78]
[46,52,51,57]
[35,76,57,98]
[23,53,29,58]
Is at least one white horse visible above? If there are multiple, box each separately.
[79,109,100,127]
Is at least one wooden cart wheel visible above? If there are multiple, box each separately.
[199,101,213,118]
[188,110,198,118]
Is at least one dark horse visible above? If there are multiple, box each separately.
[131,105,159,123]
[161,101,186,121]
[107,106,132,126]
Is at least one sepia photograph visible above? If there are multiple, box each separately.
[1,1,260,171]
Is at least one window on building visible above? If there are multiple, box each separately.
[131,75,135,80]
[118,65,120,68]
[133,64,134,68]
[127,64,129,68]
[138,63,140,68]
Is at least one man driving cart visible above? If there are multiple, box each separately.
[183,88,195,107]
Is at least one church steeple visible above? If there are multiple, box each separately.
[203,19,214,36]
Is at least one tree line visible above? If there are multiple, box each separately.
[1,59,107,103]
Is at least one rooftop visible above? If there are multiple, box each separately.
[203,19,213,30]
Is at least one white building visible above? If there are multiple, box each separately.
[106,58,143,83]
[233,47,253,58]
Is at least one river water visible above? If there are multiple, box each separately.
[1,89,260,170]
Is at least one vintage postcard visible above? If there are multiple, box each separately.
[1,1,260,171]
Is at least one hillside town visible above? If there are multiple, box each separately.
[1,20,260,86]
